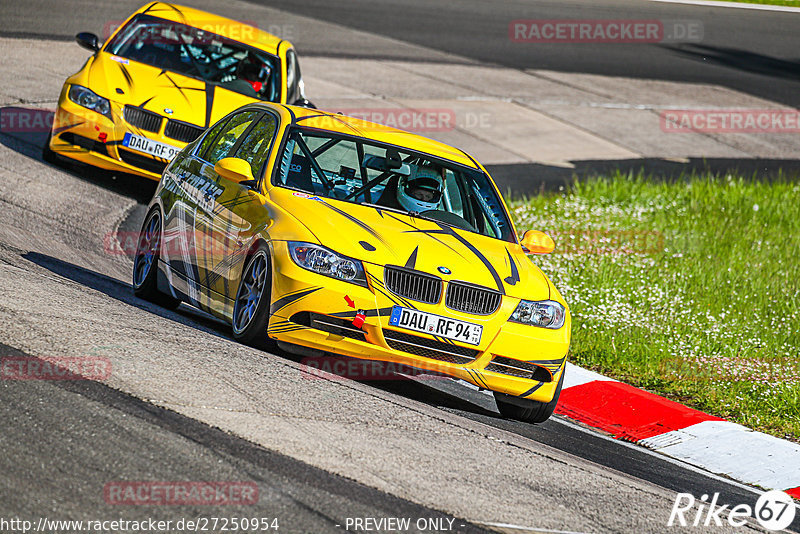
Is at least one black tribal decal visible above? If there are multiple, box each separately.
[519,381,545,398]
[163,72,191,104]
[466,369,490,388]
[269,287,321,315]
[204,82,215,127]
[433,223,504,294]
[52,122,84,135]
[404,246,418,269]
[150,2,188,23]
[318,201,391,248]
[117,63,134,88]
[504,249,520,286]
[385,213,466,259]
[141,2,159,14]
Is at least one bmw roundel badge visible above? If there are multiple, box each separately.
[437,266,451,275]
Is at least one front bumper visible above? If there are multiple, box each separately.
[47,86,186,181]
[267,242,571,402]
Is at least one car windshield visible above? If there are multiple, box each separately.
[274,127,515,242]
[105,14,281,102]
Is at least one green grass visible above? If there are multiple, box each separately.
[708,0,800,5]
[507,173,800,441]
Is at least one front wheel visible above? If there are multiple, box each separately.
[132,208,180,309]
[232,246,273,348]
[494,366,565,424]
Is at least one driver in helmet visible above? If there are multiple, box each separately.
[397,165,444,214]
[238,53,268,95]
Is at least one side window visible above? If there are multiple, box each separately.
[305,137,359,179]
[202,110,261,165]
[279,137,325,194]
[234,113,278,179]
[286,49,299,104]
[196,118,229,160]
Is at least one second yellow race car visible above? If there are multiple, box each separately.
[44,2,313,180]
[132,103,571,423]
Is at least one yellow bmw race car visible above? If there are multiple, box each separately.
[45,2,312,180]
[132,102,571,423]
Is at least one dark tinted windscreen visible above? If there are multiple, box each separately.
[106,14,281,101]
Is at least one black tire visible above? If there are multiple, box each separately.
[494,365,565,424]
[132,208,180,309]
[232,245,274,349]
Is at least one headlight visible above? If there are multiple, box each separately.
[288,242,367,286]
[510,299,566,329]
[68,85,112,121]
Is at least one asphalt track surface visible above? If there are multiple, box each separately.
[0,341,488,534]
[1,1,800,533]
[4,0,800,107]
[5,0,800,188]
[254,0,800,108]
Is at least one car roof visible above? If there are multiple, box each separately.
[262,104,479,169]
[132,2,285,54]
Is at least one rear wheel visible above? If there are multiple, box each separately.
[494,366,565,424]
[132,208,180,309]
[232,246,274,348]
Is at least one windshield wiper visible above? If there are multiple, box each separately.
[361,202,404,214]
[361,203,434,224]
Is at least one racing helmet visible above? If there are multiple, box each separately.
[397,165,444,213]
[238,54,267,93]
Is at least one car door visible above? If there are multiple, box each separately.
[158,116,229,305]
[208,111,280,319]
[183,109,276,319]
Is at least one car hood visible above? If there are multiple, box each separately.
[275,189,550,301]
[87,52,259,128]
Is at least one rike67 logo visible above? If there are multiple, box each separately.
[668,491,796,531]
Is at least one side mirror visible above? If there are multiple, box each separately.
[76,32,100,52]
[520,230,555,255]
[215,157,254,184]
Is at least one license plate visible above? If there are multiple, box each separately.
[122,132,180,160]
[388,306,482,346]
